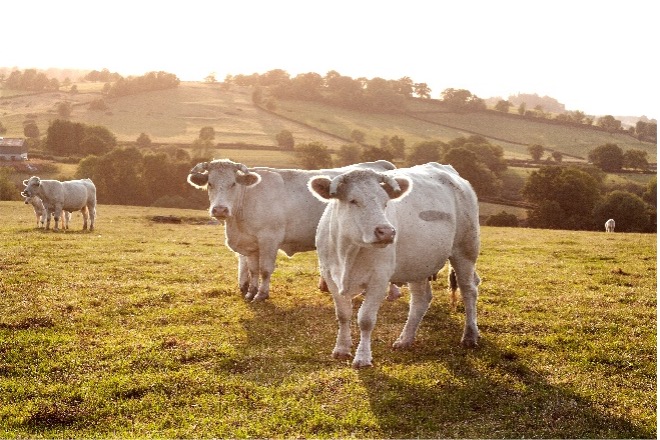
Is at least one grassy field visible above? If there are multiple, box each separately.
[0,202,655,438]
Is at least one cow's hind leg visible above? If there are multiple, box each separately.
[88,205,96,231]
[81,206,89,230]
[251,241,280,302]
[393,279,432,349]
[449,256,480,348]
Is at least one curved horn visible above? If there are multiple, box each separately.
[189,162,209,174]
[379,174,401,193]
[235,163,250,175]
[329,174,347,196]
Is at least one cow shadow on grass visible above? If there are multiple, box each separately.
[356,304,653,439]
[231,289,652,438]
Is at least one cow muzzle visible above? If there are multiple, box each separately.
[211,205,230,219]
[374,225,396,245]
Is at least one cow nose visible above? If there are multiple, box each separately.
[211,205,230,218]
[374,225,396,243]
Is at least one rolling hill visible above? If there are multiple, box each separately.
[1,82,656,165]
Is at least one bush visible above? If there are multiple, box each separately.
[486,211,519,227]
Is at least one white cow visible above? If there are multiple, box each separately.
[22,177,96,231]
[605,218,615,232]
[309,163,481,368]
[24,195,47,228]
[187,159,397,301]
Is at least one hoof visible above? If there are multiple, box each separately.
[251,291,269,302]
[352,358,373,369]
[461,337,479,348]
[392,339,413,349]
[332,351,352,361]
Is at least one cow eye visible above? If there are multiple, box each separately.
[349,199,359,206]
[231,182,237,188]
[207,183,214,189]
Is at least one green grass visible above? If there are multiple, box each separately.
[0,202,655,438]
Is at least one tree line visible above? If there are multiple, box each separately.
[1,69,180,98]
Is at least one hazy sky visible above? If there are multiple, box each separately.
[5,0,657,118]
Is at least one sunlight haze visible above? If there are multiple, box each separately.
[4,0,656,118]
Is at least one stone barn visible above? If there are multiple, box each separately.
[0,138,28,161]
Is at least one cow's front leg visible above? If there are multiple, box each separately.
[353,282,389,368]
[393,280,432,349]
[237,254,250,296]
[331,289,353,360]
[244,253,260,301]
[45,210,52,230]
[52,206,63,231]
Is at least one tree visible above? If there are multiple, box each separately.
[275,130,294,149]
[23,121,40,138]
[443,147,500,197]
[517,102,526,116]
[440,88,486,111]
[199,126,215,142]
[350,129,366,144]
[406,140,444,166]
[588,143,624,172]
[336,144,361,166]
[204,73,217,83]
[413,83,431,98]
[57,101,73,118]
[494,100,512,113]
[596,115,622,133]
[523,166,601,230]
[623,149,649,171]
[295,142,332,169]
[0,121,6,134]
[136,133,152,148]
[593,191,651,232]
[642,177,656,207]
[361,145,394,163]
[551,151,563,163]
[528,144,544,162]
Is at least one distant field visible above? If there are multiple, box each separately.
[0,203,655,438]
[1,82,654,164]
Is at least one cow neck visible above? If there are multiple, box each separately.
[229,183,247,228]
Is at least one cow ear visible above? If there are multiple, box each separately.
[187,173,208,188]
[309,176,334,201]
[236,171,260,187]
[22,179,28,186]
[382,177,411,200]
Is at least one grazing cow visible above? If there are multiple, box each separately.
[187,159,396,301]
[21,177,96,231]
[309,163,481,368]
[605,218,615,232]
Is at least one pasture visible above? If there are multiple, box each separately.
[0,202,656,438]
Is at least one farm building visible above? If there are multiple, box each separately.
[0,138,28,161]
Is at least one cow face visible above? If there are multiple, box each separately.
[310,170,410,247]
[187,160,261,220]
[21,176,41,198]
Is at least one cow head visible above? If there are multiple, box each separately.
[310,170,411,247]
[187,159,261,220]
[21,176,42,198]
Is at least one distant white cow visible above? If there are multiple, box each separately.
[22,177,96,231]
[187,159,397,301]
[605,218,615,232]
[309,163,481,368]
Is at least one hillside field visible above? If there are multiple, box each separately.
[1,82,655,163]
[0,203,655,438]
